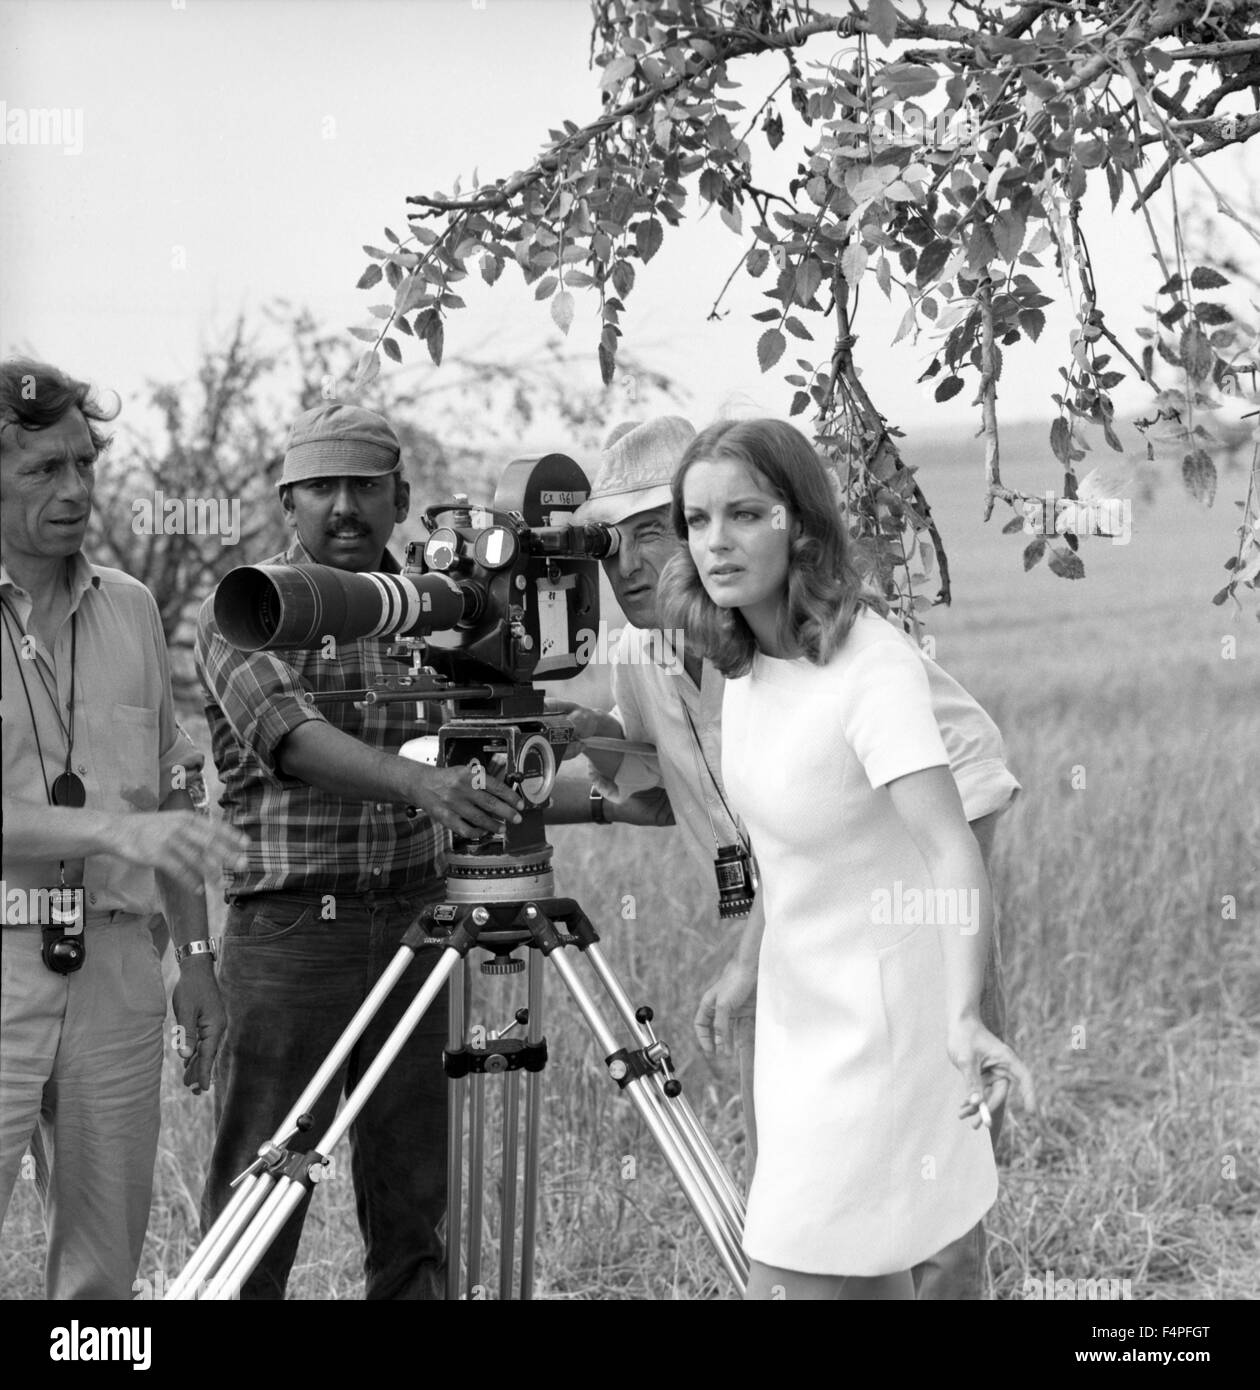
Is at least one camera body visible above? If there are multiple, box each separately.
[213,453,618,878]
[406,452,610,687]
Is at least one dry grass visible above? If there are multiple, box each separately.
[3,450,1257,1300]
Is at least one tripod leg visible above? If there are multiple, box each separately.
[444,957,468,1302]
[166,1173,271,1300]
[468,1071,485,1297]
[172,940,423,1298]
[543,947,749,1294]
[519,954,544,1300]
[584,943,748,1224]
[499,1069,520,1299]
[201,946,462,1300]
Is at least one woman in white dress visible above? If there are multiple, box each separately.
[658,418,1032,1300]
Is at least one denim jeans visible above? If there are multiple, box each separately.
[201,888,449,1300]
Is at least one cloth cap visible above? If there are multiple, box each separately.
[572,416,696,525]
[278,404,402,489]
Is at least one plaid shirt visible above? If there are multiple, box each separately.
[195,537,446,897]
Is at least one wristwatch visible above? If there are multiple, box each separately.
[589,784,608,824]
[174,938,217,963]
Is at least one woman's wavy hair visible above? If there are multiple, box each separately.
[658,418,877,679]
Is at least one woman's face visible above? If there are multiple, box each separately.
[682,455,793,628]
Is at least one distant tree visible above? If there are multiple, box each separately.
[355,0,1260,621]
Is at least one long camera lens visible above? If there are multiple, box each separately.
[215,564,475,651]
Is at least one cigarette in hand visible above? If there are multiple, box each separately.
[978,1100,993,1130]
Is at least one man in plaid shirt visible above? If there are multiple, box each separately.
[195,404,523,1300]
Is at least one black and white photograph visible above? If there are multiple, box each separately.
[1,0,1256,1345]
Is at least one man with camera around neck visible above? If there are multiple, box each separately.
[1,358,247,1300]
[195,403,525,1300]
[545,415,1022,1300]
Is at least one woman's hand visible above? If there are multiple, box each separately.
[694,958,757,1059]
[947,1015,1035,1128]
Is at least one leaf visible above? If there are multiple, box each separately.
[876,255,892,298]
[600,55,636,91]
[356,263,383,290]
[1002,514,1025,535]
[993,209,1026,262]
[1048,546,1085,579]
[354,348,380,389]
[381,337,402,364]
[1180,322,1214,382]
[1023,536,1046,570]
[784,316,813,340]
[533,275,559,301]
[934,375,964,402]
[892,304,916,344]
[757,328,786,373]
[796,257,823,305]
[746,247,770,278]
[635,218,664,262]
[348,325,379,343]
[720,202,743,235]
[1189,266,1229,290]
[841,243,868,284]
[878,62,937,100]
[1181,449,1217,505]
[915,239,950,289]
[1195,302,1233,326]
[789,390,811,417]
[425,317,444,367]
[1050,416,1072,465]
[869,0,898,48]
[598,340,616,386]
[362,245,389,260]
[1018,308,1046,342]
[551,290,575,335]
[966,224,998,270]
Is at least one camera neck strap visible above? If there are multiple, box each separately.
[676,682,748,858]
[1,597,79,887]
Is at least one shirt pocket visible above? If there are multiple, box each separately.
[109,703,163,812]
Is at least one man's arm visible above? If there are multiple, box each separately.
[155,785,225,1094]
[545,763,674,826]
[1,798,246,883]
[275,720,524,838]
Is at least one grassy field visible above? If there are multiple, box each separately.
[3,429,1257,1300]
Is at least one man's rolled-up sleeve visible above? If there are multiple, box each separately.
[194,596,326,784]
[142,587,206,796]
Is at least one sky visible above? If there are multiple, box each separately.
[2,0,1258,447]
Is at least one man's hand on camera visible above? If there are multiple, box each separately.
[408,764,526,839]
[543,698,624,759]
[107,812,248,889]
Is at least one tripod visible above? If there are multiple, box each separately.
[168,843,749,1300]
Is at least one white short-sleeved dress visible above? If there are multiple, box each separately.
[721,608,998,1276]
